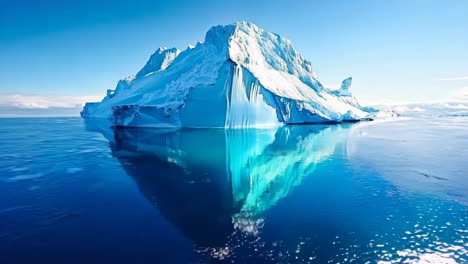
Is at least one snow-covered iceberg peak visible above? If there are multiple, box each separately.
[81,21,373,127]
[135,47,180,78]
[228,22,319,88]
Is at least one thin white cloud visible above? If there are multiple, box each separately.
[0,94,102,109]
[453,87,468,101]
[438,76,468,81]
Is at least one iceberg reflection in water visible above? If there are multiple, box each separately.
[81,118,468,263]
[1,118,466,263]
[105,124,351,259]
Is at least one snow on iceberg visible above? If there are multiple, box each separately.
[81,21,373,128]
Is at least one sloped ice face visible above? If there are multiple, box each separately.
[81,22,373,127]
[135,47,181,78]
[81,102,100,118]
[227,22,321,92]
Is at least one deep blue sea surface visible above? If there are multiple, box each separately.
[0,117,467,263]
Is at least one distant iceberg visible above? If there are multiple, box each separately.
[81,22,373,128]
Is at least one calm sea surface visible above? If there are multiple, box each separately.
[0,117,467,263]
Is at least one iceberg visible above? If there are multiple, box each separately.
[81,22,373,128]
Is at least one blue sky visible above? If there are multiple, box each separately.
[0,0,467,108]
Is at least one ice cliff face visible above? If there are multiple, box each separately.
[81,21,373,127]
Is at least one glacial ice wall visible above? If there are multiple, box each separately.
[225,64,280,128]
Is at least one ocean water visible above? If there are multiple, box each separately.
[0,117,467,264]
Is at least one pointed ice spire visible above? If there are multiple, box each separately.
[340,77,352,92]
[135,47,181,78]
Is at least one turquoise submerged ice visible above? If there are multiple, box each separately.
[0,117,467,263]
[81,22,372,128]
